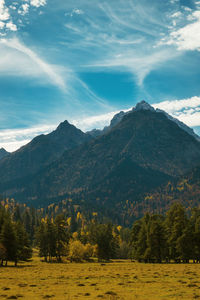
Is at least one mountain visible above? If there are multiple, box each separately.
[1,101,200,221]
[0,120,91,185]
[87,100,200,142]
[142,165,200,217]
[0,148,9,160]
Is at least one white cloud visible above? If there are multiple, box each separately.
[171,12,182,18]
[18,3,29,16]
[152,96,200,113]
[6,22,17,31]
[164,9,200,51]
[9,6,17,11]
[0,0,47,36]
[152,96,200,127]
[71,8,84,16]
[30,0,46,8]
[0,38,67,91]
[0,21,4,29]
[0,0,18,33]
[0,0,10,21]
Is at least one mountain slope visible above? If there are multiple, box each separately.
[2,104,200,209]
[0,120,91,184]
[142,165,200,216]
[0,148,9,160]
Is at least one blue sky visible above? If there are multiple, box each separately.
[0,0,200,151]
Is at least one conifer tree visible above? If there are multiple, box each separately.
[36,222,48,262]
[0,218,18,266]
[55,214,69,261]
[145,217,167,262]
[16,222,32,261]
[89,223,115,261]
[165,203,187,262]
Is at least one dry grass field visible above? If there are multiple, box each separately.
[1,252,200,300]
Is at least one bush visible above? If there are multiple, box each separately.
[68,240,85,262]
[83,243,94,260]
[68,240,94,262]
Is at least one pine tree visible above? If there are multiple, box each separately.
[0,218,18,266]
[89,223,116,261]
[145,216,167,263]
[46,219,57,262]
[16,222,32,261]
[129,220,142,260]
[13,205,22,223]
[135,214,150,261]
[55,214,69,262]
[36,222,48,262]
[165,203,187,262]
[176,221,194,263]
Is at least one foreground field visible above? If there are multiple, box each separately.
[1,254,200,299]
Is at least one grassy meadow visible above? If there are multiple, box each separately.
[1,252,200,299]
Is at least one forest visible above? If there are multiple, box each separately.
[1,198,200,266]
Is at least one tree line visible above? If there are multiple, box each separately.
[1,200,200,265]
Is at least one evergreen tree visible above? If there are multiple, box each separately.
[135,214,150,261]
[46,219,57,262]
[36,222,48,262]
[176,221,194,263]
[0,243,6,266]
[129,220,142,260]
[165,203,187,262]
[89,223,116,261]
[16,222,32,261]
[145,216,167,263]
[0,218,18,266]
[13,205,22,223]
[55,214,69,261]
[23,209,32,237]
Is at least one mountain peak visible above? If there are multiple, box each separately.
[56,120,71,131]
[134,100,155,112]
[0,148,9,160]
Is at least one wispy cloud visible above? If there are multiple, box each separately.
[62,0,180,86]
[0,38,68,91]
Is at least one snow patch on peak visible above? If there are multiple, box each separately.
[134,100,155,112]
